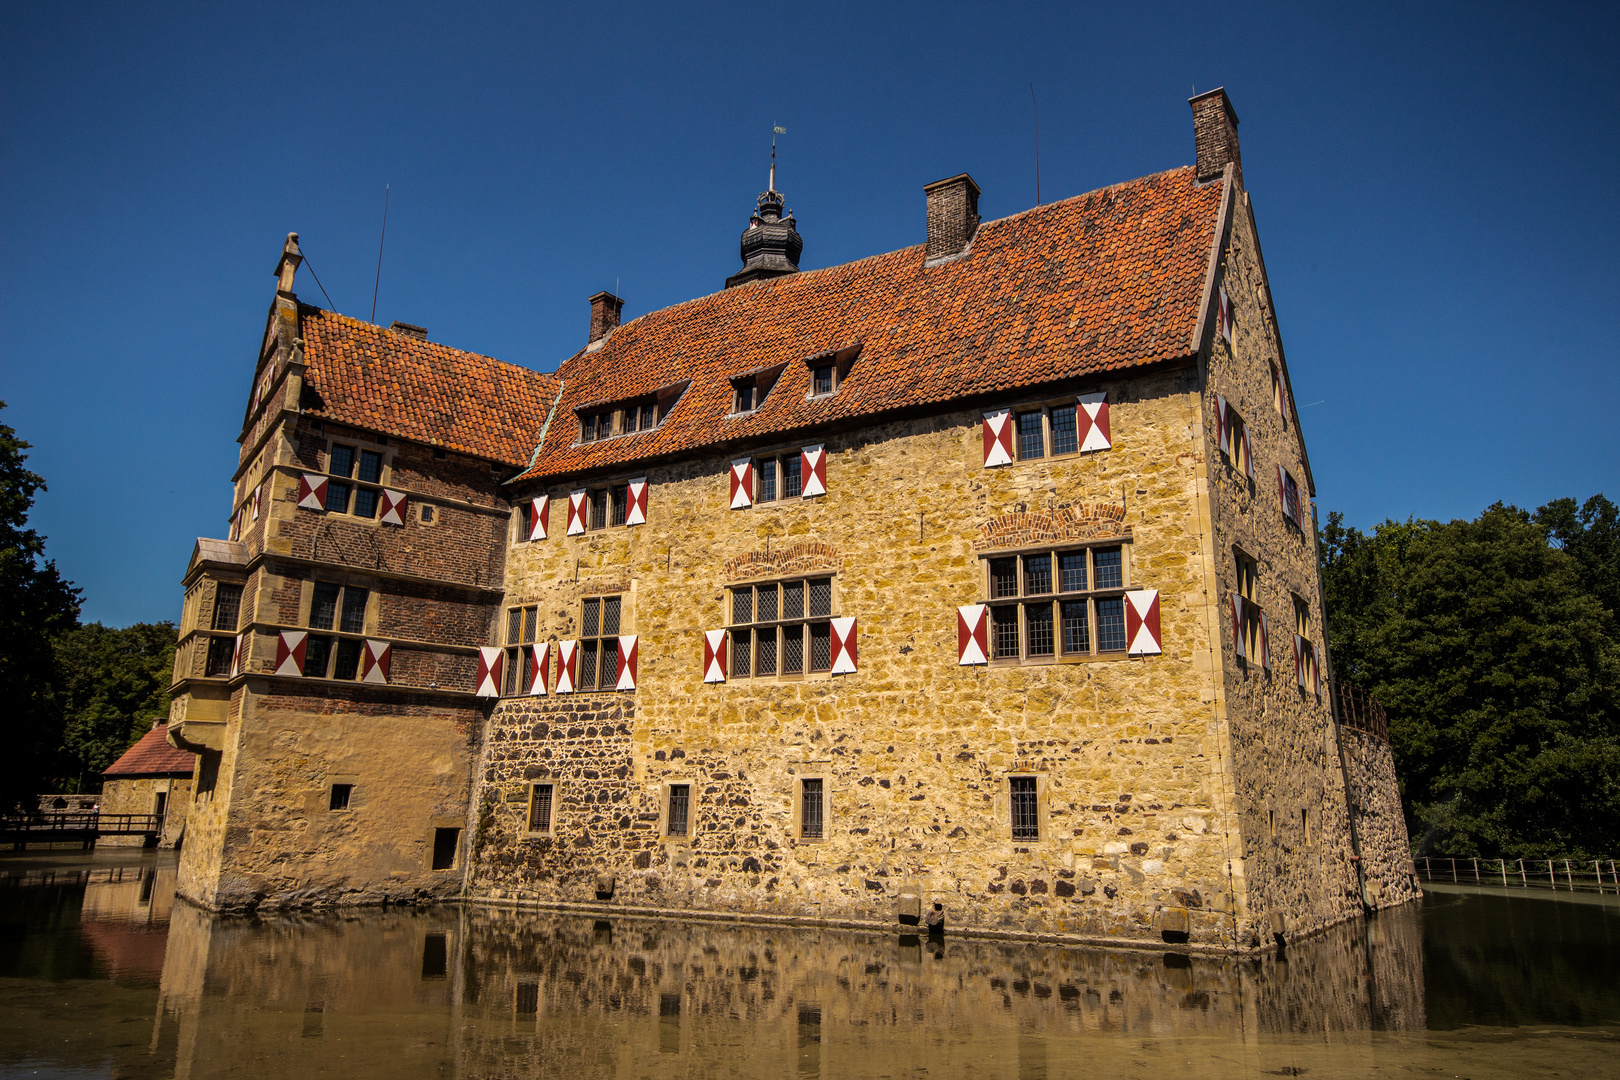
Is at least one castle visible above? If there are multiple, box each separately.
[165,88,1416,950]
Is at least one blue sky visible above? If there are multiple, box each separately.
[3,2,1616,626]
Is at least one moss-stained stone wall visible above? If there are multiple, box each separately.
[1343,728,1421,907]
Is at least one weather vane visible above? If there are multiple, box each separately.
[771,125,786,191]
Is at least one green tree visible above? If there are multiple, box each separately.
[54,621,177,787]
[1321,505,1620,858]
[1535,493,1620,620]
[0,402,81,812]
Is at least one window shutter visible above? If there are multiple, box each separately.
[729,460,754,509]
[1276,465,1290,522]
[252,481,263,521]
[1219,286,1233,343]
[1124,590,1162,656]
[297,473,328,510]
[1077,392,1111,452]
[1293,634,1306,690]
[800,445,827,497]
[626,479,648,526]
[531,495,550,539]
[1230,595,1245,661]
[555,640,577,693]
[957,604,988,665]
[567,490,587,535]
[703,630,728,683]
[616,635,638,690]
[379,489,408,526]
[231,631,249,676]
[1215,394,1231,458]
[830,617,858,674]
[529,642,549,696]
[1241,424,1255,481]
[982,410,1014,467]
[1259,610,1271,672]
[476,646,503,697]
[361,640,392,683]
[1311,644,1321,696]
[274,630,307,676]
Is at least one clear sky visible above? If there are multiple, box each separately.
[3,2,1616,626]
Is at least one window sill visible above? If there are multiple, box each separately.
[988,652,1128,666]
[521,831,553,842]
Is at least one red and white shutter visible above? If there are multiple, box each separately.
[729,459,754,509]
[274,630,307,676]
[529,642,549,696]
[616,635,638,690]
[1077,392,1111,452]
[1124,590,1162,656]
[1293,634,1307,690]
[1241,424,1255,481]
[957,604,988,665]
[297,473,328,510]
[982,410,1014,467]
[475,647,503,697]
[626,479,648,526]
[378,489,407,526]
[361,640,392,684]
[1259,610,1271,672]
[1277,466,1291,522]
[1311,644,1321,696]
[703,630,728,683]
[252,481,263,521]
[1230,595,1245,661]
[529,495,550,540]
[1215,394,1231,458]
[1218,286,1233,343]
[566,490,587,535]
[829,617,858,674]
[231,631,249,676]
[555,640,577,694]
[800,445,827,498]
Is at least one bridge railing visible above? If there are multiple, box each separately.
[0,812,164,835]
[1418,856,1620,895]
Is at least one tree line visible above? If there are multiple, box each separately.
[0,403,175,813]
[1321,496,1620,859]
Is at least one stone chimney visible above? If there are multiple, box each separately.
[923,174,981,262]
[274,232,303,296]
[1190,88,1242,188]
[589,291,624,344]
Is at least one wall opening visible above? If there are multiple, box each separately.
[431,827,460,870]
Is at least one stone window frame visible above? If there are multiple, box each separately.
[577,593,625,692]
[656,778,695,845]
[979,541,1131,664]
[320,434,395,522]
[1007,396,1087,462]
[1234,547,1264,665]
[298,577,377,681]
[1223,405,1253,477]
[726,575,837,680]
[417,502,438,527]
[524,781,558,838]
[790,771,830,843]
[996,771,1051,844]
[502,604,540,697]
[1293,593,1321,696]
[182,574,249,681]
[1270,361,1287,422]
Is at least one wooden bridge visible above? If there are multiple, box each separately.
[1,812,165,850]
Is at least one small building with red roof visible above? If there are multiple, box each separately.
[100,721,194,848]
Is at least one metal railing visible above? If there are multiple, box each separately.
[1334,681,1389,742]
[1418,856,1620,894]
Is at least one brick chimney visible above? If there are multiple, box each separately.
[389,321,427,340]
[1190,88,1242,188]
[588,291,624,344]
[923,174,981,262]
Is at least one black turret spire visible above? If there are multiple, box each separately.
[725,136,803,289]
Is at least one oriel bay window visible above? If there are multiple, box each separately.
[204,582,243,677]
[729,577,833,678]
[985,546,1128,661]
[304,581,370,679]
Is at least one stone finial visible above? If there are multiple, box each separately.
[274,232,303,296]
[1189,88,1242,188]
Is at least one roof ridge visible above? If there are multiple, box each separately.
[300,305,560,385]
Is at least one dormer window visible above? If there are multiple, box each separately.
[730,363,786,416]
[804,342,861,399]
[575,380,689,445]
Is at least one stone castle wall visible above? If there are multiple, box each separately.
[1343,727,1420,908]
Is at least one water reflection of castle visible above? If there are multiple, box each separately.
[150,901,1425,1078]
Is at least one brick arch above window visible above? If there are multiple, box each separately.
[973,504,1128,552]
[723,543,842,583]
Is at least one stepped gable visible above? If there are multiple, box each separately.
[298,307,561,468]
[103,723,194,778]
[515,166,1223,484]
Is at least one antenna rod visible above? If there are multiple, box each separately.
[370,184,390,324]
[770,125,786,192]
[1030,83,1041,206]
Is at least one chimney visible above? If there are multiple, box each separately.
[923,174,981,262]
[274,232,302,295]
[389,321,427,340]
[1190,88,1242,188]
[588,291,624,344]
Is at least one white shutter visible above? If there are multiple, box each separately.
[982,410,1013,467]
[800,445,827,498]
[957,604,988,665]
[1077,392,1111,452]
[729,460,753,509]
[829,617,858,674]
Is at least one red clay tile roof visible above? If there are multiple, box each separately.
[298,308,562,468]
[514,166,1224,484]
[103,724,195,778]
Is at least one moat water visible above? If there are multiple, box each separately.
[1,851,1616,1079]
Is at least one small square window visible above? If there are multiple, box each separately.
[329,444,356,478]
[329,784,353,811]
[812,366,834,395]
[324,482,351,513]
[357,450,383,484]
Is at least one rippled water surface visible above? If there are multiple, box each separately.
[1,850,1616,1078]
